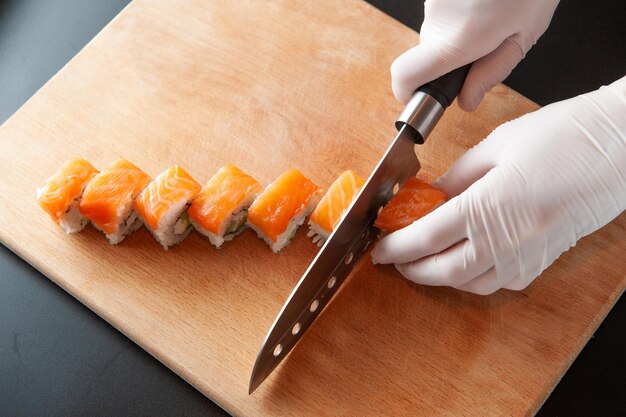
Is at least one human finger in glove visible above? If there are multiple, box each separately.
[372,76,626,295]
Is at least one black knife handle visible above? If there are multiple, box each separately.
[395,64,471,144]
[417,64,471,108]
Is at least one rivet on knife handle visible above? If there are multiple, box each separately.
[396,64,471,144]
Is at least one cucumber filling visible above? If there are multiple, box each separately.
[125,210,139,229]
[174,211,191,235]
[226,210,247,235]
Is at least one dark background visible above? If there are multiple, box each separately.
[1,0,624,416]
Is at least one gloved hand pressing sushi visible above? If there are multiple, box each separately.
[372,76,626,295]
[391,0,560,110]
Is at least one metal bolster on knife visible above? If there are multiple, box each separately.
[396,64,471,144]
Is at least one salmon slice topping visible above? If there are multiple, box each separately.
[134,165,201,230]
[247,168,321,243]
[309,170,364,234]
[79,158,151,234]
[188,165,262,234]
[374,177,447,233]
[37,158,99,224]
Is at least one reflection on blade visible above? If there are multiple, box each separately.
[249,125,420,394]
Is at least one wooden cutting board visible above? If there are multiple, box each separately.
[1,0,624,415]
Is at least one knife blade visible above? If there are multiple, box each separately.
[249,65,470,394]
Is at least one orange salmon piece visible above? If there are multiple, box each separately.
[188,165,262,235]
[37,158,99,224]
[247,168,321,243]
[309,170,364,235]
[134,165,201,230]
[374,177,447,233]
[79,158,151,235]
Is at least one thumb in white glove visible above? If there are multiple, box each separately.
[372,76,626,295]
[391,0,560,110]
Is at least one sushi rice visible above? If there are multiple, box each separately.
[79,158,152,244]
[191,206,250,248]
[92,206,143,245]
[142,200,194,250]
[248,197,318,253]
[247,168,321,253]
[188,165,262,248]
[37,157,99,234]
[134,165,201,250]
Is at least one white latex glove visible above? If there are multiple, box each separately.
[391,0,560,110]
[372,76,626,295]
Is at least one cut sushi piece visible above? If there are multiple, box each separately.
[37,158,99,233]
[308,170,365,246]
[247,168,322,253]
[134,165,202,250]
[79,158,151,244]
[188,165,262,248]
[374,177,447,233]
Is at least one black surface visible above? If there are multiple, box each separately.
[0,1,624,416]
[0,246,224,417]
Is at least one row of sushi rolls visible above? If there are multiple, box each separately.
[37,158,448,252]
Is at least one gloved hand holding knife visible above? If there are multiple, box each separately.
[250,0,625,391]
[372,0,626,295]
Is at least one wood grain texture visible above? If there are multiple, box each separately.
[0,0,624,415]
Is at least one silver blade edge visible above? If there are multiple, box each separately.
[249,124,420,394]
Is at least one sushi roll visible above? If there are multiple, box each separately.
[79,158,151,244]
[374,177,447,233]
[134,165,201,250]
[37,157,99,233]
[188,165,262,248]
[308,170,364,246]
[247,168,321,253]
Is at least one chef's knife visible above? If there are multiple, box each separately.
[249,64,470,394]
